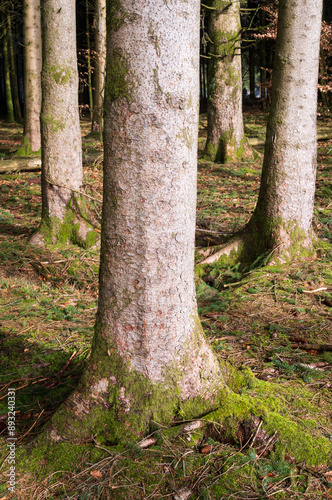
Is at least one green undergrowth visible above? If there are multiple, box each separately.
[0,115,331,498]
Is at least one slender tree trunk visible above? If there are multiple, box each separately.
[30,0,98,248]
[259,5,267,111]
[7,13,23,124]
[319,48,329,110]
[249,44,256,99]
[248,0,257,100]
[3,23,15,123]
[204,0,249,163]
[44,0,224,445]
[21,0,42,153]
[90,0,106,136]
[86,0,93,120]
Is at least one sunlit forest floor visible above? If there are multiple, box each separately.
[0,110,331,499]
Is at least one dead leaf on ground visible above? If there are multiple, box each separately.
[200,444,213,454]
[90,470,103,479]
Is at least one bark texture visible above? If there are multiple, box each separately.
[91,0,106,135]
[22,0,42,152]
[33,0,97,247]
[204,0,248,163]
[45,0,224,445]
[246,0,323,260]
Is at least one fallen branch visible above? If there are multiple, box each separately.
[0,157,41,174]
[246,133,332,147]
[290,343,332,352]
[303,287,332,293]
[195,228,226,247]
[0,152,103,175]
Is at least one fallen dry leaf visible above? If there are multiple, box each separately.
[90,470,103,479]
[324,470,332,481]
[200,444,213,454]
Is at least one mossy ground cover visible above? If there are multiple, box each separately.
[0,113,331,498]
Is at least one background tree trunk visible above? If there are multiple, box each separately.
[32,0,98,248]
[90,0,106,136]
[85,0,93,120]
[2,23,15,123]
[22,0,42,153]
[7,13,23,124]
[204,0,249,163]
[45,0,224,445]
[259,4,267,111]
[246,0,323,260]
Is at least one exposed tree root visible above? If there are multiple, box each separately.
[197,236,244,265]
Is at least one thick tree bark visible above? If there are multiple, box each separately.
[204,0,249,163]
[21,0,42,153]
[90,0,106,136]
[45,0,224,445]
[247,0,323,259]
[31,0,98,248]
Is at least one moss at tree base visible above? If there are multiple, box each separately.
[37,193,99,248]
[18,356,331,477]
[204,134,251,164]
[16,136,41,157]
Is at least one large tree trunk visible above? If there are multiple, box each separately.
[204,0,249,163]
[21,0,42,154]
[247,0,323,259]
[90,0,106,136]
[31,0,98,248]
[44,0,224,445]
[202,0,323,266]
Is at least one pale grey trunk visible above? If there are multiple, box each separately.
[22,0,42,152]
[91,0,106,134]
[46,0,224,444]
[34,0,94,246]
[204,0,246,163]
[100,0,221,392]
[249,0,323,257]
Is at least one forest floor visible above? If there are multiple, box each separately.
[0,110,331,499]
